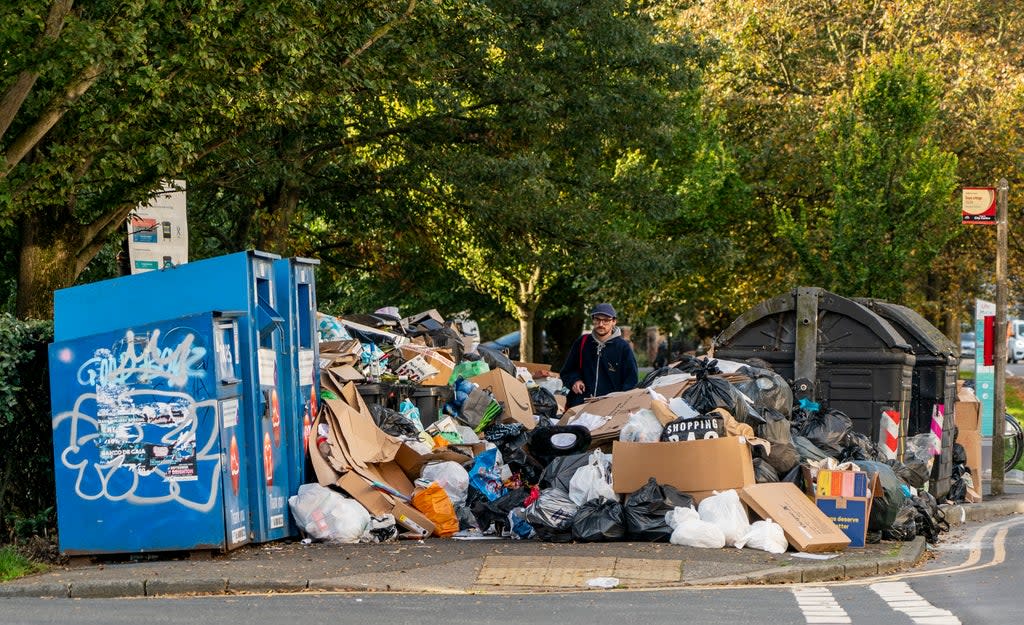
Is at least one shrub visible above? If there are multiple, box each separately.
[0,314,55,543]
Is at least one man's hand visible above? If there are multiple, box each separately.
[572,380,585,394]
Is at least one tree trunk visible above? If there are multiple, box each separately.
[517,303,535,366]
[256,181,300,255]
[16,214,80,320]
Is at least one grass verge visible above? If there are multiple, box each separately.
[0,546,47,582]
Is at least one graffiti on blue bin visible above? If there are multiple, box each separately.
[52,327,222,511]
[76,328,206,387]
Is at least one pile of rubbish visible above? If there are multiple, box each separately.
[292,308,962,552]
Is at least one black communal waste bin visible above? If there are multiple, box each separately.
[355,382,451,429]
[714,287,915,455]
[855,298,958,499]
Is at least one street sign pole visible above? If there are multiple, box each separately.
[992,178,1009,496]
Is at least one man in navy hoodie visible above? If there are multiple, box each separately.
[560,303,639,409]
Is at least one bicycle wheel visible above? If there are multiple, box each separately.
[1004,414,1024,472]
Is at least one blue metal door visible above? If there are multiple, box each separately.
[274,257,320,520]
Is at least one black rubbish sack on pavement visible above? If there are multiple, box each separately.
[571,498,626,542]
[525,488,578,542]
[623,478,695,542]
[795,409,853,456]
[468,486,531,534]
[853,460,909,531]
[757,408,800,474]
[881,499,918,541]
[947,464,968,503]
[911,491,949,543]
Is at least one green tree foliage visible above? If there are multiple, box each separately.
[774,56,958,301]
[679,0,1024,333]
[1,0,428,319]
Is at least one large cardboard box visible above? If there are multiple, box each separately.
[469,368,537,429]
[957,428,983,502]
[814,470,880,548]
[611,436,756,501]
[741,482,850,553]
[955,383,981,432]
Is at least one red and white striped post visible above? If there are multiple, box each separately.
[880,409,901,461]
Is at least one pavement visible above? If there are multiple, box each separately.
[3,482,1023,599]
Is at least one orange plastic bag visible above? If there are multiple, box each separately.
[411,483,460,537]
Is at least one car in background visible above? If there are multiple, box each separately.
[960,332,976,359]
[1010,320,1024,363]
[480,330,551,362]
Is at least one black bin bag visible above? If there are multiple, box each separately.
[853,460,909,531]
[572,498,626,542]
[623,478,694,542]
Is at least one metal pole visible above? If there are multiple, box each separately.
[992,178,1009,496]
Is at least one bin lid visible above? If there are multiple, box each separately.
[714,287,913,357]
[854,298,958,361]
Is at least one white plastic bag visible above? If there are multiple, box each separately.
[735,519,788,553]
[665,505,700,528]
[697,489,751,547]
[666,506,727,548]
[288,483,371,544]
[619,409,663,442]
[421,461,470,507]
[568,449,616,505]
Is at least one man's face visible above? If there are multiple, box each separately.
[591,315,616,339]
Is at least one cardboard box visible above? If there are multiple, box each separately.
[611,436,756,501]
[394,354,438,383]
[957,428,983,501]
[328,364,365,382]
[401,309,446,331]
[741,482,850,553]
[513,361,555,379]
[319,339,363,366]
[399,345,455,386]
[814,470,880,548]
[469,368,537,429]
[955,385,981,432]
